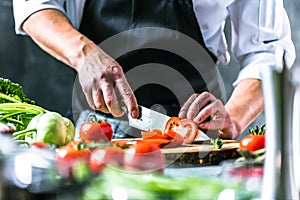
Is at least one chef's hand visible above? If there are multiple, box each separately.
[77,47,139,118]
[178,92,238,139]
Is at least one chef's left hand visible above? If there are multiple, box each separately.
[178,92,237,139]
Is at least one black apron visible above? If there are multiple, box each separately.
[74,0,222,138]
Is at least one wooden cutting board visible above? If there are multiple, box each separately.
[161,140,239,154]
[113,139,240,167]
[162,140,240,167]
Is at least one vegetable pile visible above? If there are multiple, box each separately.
[0,77,75,146]
[0,77,44,131]
[0,77,257,199]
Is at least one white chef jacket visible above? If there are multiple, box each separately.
[12,0,296,86]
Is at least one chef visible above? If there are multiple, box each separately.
[12,0,295,139]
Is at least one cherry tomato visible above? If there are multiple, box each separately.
[123,141,165,173]
[80,121,113,144]
[164,117,198,144]
[89,146,124,175]
[56,144,91,178]
[31,141,48,149]
[239,134,265,152]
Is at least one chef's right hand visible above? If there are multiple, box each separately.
[77,46,139,118]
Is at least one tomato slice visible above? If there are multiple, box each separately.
[140,138,171,148]
[164,130,184,147]
[164,117,198,144]
[141,129,169,140]
[180,119,198,144]
[164,117,182,132]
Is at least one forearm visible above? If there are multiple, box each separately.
[22,9,97,71]
[225,79,264,138]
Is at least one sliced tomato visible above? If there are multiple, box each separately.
[140,138,171,148]
[164,117,198,144]
[164,117,182,132]
[141,129,169,140]
[164,130,184,148]
[180,119,198,144]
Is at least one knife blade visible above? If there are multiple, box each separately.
[125,105,210,141]
[127,105,170,131]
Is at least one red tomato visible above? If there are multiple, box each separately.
[164,117,198,144]
[31,141,48,149]
[80,121,113,144]
[56,145,91,178]
[239,135,265,152]
[141,129,169,140]
[141,138,171,148]
[123,141,165,173]
[99,121,113,140]
[164,130,184,148]
[89,146,124,175]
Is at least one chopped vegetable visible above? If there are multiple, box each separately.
[211,138,224,149]
[141,129,184,148]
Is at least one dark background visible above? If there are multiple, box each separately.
[0,0,76,117]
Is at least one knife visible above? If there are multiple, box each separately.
[125,105,210,141]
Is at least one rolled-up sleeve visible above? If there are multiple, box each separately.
[228,0,296,85]
[13,0,66,35]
